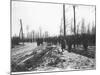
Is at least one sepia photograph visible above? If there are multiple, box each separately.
[11,0,96,74]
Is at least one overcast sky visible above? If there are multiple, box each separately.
[12,1,95,37]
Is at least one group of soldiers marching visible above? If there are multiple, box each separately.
[36,34,95,53]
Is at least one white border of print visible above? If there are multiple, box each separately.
[0,0,99,75]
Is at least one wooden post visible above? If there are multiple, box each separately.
[73,5,76,35]
[62,4,66,50]
[73,5,76,48]
[63,4,66,37]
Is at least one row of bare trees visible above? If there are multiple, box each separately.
[11,4,96,49]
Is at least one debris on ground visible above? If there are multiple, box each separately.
[11,43,95,72]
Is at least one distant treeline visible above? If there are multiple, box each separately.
[11,34,96,48]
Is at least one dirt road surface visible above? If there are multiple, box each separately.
[11,42,37,63]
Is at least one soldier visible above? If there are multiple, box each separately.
[67,37,72,52]
[82,34,88,51]
[60,38,66,52]
[37,38,41,46]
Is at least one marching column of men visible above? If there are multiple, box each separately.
[36,34,95,53]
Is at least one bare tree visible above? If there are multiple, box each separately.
[87,23,90,34]
[39,26,42,38]
[45,31,48,38]
[70,19,74,34]
[26,25,29,39]
[92,24,96,34]
[19,19,24,44]
[73,5,76,35]
[81,18,86,34]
